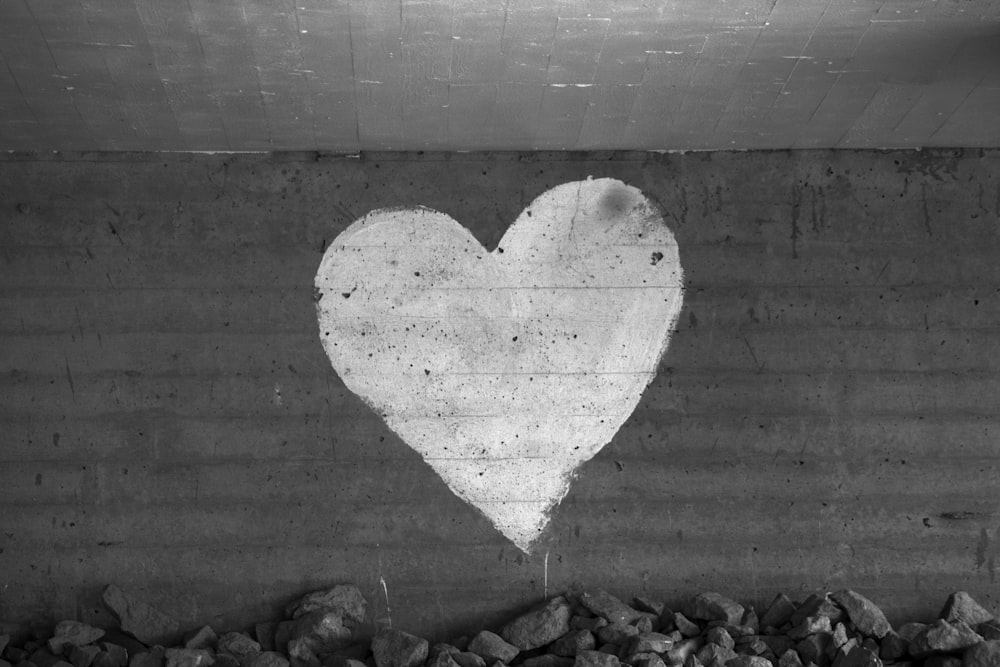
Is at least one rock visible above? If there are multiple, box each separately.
[723,658,772,667]
[631,618,654,635]
[570,618,607,634]
[466,632,517,665]
[964,640,1000,667]
[101,634,145,661]
[253,628,275,656]
[520,656,574,667]
[632,654,664,667]
[163,650,213,667]
[685,594,744,626]
[48,623,105,655]
[425,655,460,667]
[757,636,794,658]
[978,618,1000,640]
[102,586,179,646]
[664,638,700,666]
[795,633,833,667]
[633,600,665,617]
[29,648,63,667]
[876,631,905,662]
[99,645,128,667]
[500,598,572,651]
[704,628,734,651]
[245,653,289,667]
[624,634,673,655]
[829,643,879,667]
[371,629,427,667]
[732,637,770,660]
[0,638,9,657]
[922,657,961,667]
[216,634,260,663]
[760,596,796,633]
[739,610,758,636]
[550,631,595,658]
[831,624,850,650]
[829,591,891,639]
[938,591,994,627]
[672,615,701,639]
[909,619,983,657]
[184,629,217,652]
[893,623,924,644]
[210,656,237,667]
[695,642,737,666]
[681,656,702,667]
[289,611,353,658]
[6,649,29,664]
[788,616,832,641]
[595,625,638,647]
[450,653,485,667]
[776,650,802,667]
[579,593,644,626]
[572,651,619,667]
[285,587,366,626]
[68,646,101,667]
[129,649,164,667]
[789,595,843,628]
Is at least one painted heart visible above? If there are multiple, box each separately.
[314,178,684,551]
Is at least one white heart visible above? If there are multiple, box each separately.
[315,178,684,551]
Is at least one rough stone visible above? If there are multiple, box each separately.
[789,596,843,629]
[550,631,595,658]
[631,654,664,667]
[978,618,1000,640]
[685,594,744,626]
[757,636,794,658]
[760,596,796,633]
[0,638,9,658]
[425,653,460,667]
[595,625,638,647]
[102,586,180,646]
[829,591,891,639]
[128,654,162,667]
[68,646,101,667]
[572,651,618,667]
[579,592,644,626]
[633,600,664,617]
[795,633,833,667]
[776,649,802,667]
[466,632,517,665]
[99,645,127,667]
[519,656,573,667]
[450,653,485,667]
[184,629,217,652]
[288,611,353,658]
[216,634,259,663]
[48,623,105,655]
[500,598,572,651]
[739,610,758,636]
[938,591,994,627]
[209,656,236,667]
[829,643,879,667]
[788,616,832,641]
[285,587,366,626]
[704,628,734,652]
[254,627,276,654]
[681,656,702,667]
[371,629,427,667]
[631,618,653,635]
[245,653,289,667]
[695,642,737,667]
[893,623,925,644]
[963,640,1000,667]
[732,637,770,660]
[570,618,607,634]
[624,634,672,655]
[672,615,701,639]
[922,657,961,667]
[876,631,906,662]
[664,638,701,667]
[30,648,63,667]
[909,619,983,657]
[723,658,771,667]
[163,650,213,667]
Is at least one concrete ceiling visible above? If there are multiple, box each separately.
[1,0,998,152]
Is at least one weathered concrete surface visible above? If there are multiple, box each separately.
[0,149,999,640]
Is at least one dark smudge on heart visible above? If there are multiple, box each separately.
[597,185,632,218]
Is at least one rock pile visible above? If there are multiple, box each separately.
[1,586,999,667]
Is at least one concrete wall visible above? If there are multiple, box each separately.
[1,149,999,640]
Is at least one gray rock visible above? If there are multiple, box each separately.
[216,634,259,663]
[128,650,164,667]
[450,653,485,667]
[685,594,744,626]
[425,654,459,667]
[595,625,638,647]
[938,591,994,627]
[625,634,673,655]
[760,596,796,632]
[757,636,794,659]
[682,655,702,667]
[466,632,517,665]
[254,627,276,654]
[633,600,665,617]
[877,631,906,662]
[776,649,802,667]
[893,622,925,644]
[68,646,101,667]
[99,645,128,667]
[288,611,353,658]
[30,648,64,667]
[245,653,289,667]
[631,654,665,667]
[829,591,891,639]
[184,629,217,652]
[695,642,737,666]
[733,636,770,660]
[794,632,833,666]
[0,637,9,657]
[789,595,843,628]
[550,631,595,658]
[909,619,983,657]
[829,643,879,667]
[285,587,366,626]
[788,616,832,641]
[665,638,702,667]
[500,598,572,651]
[210,656,237,667]
[722,658,772,667]
[371,629,427,667]
[163,650,213,667]
[580,592,644,626]
[704,628,734,651]
[570,618,608,634]
[672,615,701,639]
[102,586,179,646]
[572,651,619,667]
[964,640,1000,667]
[922,656,961,667]
[49,623,106,655]
[631,618,654,635]
[978,618,1000,640]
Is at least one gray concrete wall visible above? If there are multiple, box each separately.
[1,149,999,640]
